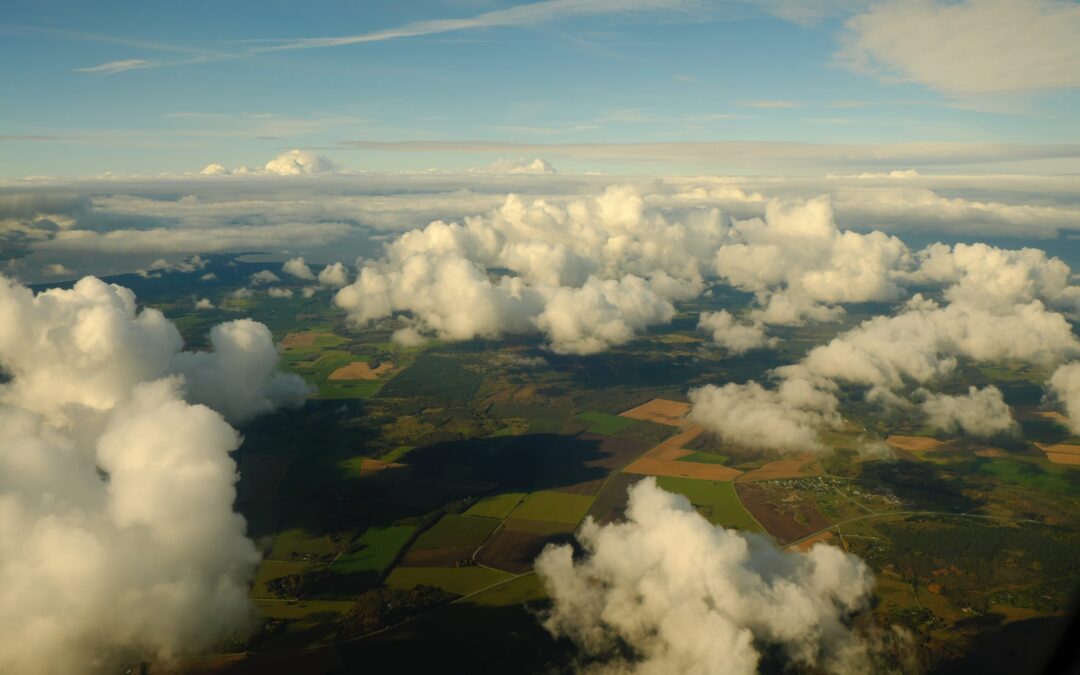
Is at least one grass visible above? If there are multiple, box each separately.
[511,491,596,525]
[655,476,762,532]
[577,411,635,436]
[268,528,341,561]
[330,526,416,575]
[254,599,355,620]
[488,403,572,434]
[317,379,384,399]
[385,566,513,596]
[411,515,500,550]
[464,493,527,519]
[378,354,481,403]
[466,572,547,607]
[380,445,416,463]
[678,451,730,465]
[975,457,1080,496]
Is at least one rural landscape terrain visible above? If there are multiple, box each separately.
[60,254,1076,674]
[4,1,1080,673]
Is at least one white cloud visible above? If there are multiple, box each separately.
[171,319,311,424]
[715,196,910,325]
[267,287,294,298]
[0,275,311,673]
[282,256,316,280]
[698,310,775,354]
[194,297,214,310]
[1047,363,1080,434]
[918,385,1016,437]
[535,477,876,675]
[199,162,229,176]
[839,0,1080,95]
[249,270,281,285]
[262,149,336,176]
[75,58,157,74]
[484,157,557,175]
[690,376,841,453]
[317,262,350,288]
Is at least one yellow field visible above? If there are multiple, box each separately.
[329,361,393,380]
[619,398,690,426]
[886,435,946,453]
[736,454,821,482]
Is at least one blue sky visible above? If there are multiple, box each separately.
[2,0,1079,177]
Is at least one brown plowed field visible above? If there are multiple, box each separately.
[476,529,571,574]
[577,433,651,470]
[619,399,690,427]
[280,332,318,348]
[735,454,821,482]
[586,473,646,525]
[736,483,831,545]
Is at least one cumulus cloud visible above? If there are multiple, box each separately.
[1047,363,1080,434]
[317,261,350,287]
[484,157,557,175]
[194,297,214,310]
[839,0,1080,95]
[918,385,1016,437]
[171,319,311,424]
[698,310,775,354]
[690,377,841,453]
[0,275,310,673]
[535,478,876,675]
[249,269,281,285]
[334,186,724,353]
[282,256,316,280]
[263,149,336,176]
[715,196,910,326]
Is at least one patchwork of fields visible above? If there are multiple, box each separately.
[150,274,1080,673]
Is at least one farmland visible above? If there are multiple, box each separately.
[107,256,1080,675]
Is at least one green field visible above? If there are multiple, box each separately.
[255,599,356,620]
[975,457,1080,496]
[380,445,416,463]
[511,491,595,524]
[488,403,572,434]
[268,528,341,561]
[464,493,527,519]
[465,572,547,607]
[655,477,762,532]
[411,515,500,549]
[678,451,730,464]
[385,566,513,596]
[378,354,481,402]
[576,411,635,436]
[331,526,416,575]
[318,379,384,399]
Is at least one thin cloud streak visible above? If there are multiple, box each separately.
[252,0,698,52]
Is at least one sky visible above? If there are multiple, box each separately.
[2,0,1080,177]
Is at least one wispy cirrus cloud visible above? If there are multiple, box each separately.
[250,0,698,52]
[57,0,699,74]
[75,58,158,74]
